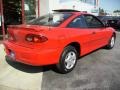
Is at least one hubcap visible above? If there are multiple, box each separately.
[65,51,76,69]
[110,37,115,47]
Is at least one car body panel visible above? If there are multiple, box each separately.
[4,12,115,66]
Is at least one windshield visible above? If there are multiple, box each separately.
[27,13,72,26]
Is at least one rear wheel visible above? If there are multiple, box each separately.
[106,35,115,49]
[56,46,78,74]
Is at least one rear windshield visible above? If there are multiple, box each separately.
[27,13,72,26]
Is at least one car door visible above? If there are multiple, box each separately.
[66,15,100,55]
[83,14,108,50]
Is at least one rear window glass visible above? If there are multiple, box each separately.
[27,13,72,26]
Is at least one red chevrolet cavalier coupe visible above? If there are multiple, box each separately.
[4,10,116,73]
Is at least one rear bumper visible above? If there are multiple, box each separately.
[3,41,60,66]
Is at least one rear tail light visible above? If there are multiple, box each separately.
[25,34,48,43]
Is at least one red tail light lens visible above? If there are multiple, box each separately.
[25,34,48,43]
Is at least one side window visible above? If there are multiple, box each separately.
[84,15,104,28]
[67,16,87,28]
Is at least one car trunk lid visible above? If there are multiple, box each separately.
[7,25,49,48]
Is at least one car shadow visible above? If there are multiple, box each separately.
[6,58,54,73]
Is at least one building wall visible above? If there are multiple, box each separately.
[39,0,99,16]
[48,0,60,13]
[39,0,60,16]
[58,0,99,15]
[59,1,94,12]
[40,0,50,16]
[112,12,120,16]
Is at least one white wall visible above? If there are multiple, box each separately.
[39,0,99,16]
[40,0,50,16]
[39,0,60,16]
[59,0,99,15]
[48,0,60,13]
[59,1,94,13]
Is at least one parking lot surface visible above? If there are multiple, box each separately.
[0,32,120,90]
[41,32,120,90]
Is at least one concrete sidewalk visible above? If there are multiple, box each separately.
[0,41,2,44]
[0,44,43,90]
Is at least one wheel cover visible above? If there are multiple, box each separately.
[65,51,76,70]
[110,37,115,47]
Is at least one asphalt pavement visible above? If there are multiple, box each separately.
[0,32,120,90]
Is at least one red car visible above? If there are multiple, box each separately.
[4,10,116,73]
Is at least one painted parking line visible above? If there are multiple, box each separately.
[0,44,43,90]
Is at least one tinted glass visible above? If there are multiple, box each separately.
[67,16,87,28]
[84,15,104,28]
[27,13,72,26]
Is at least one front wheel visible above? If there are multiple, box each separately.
[106,35,115,49]
[56,46,78,74]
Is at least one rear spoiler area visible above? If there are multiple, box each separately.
[7,25,41,32]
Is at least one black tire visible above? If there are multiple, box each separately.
[56,46,78,74]
[106,35,115,49]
